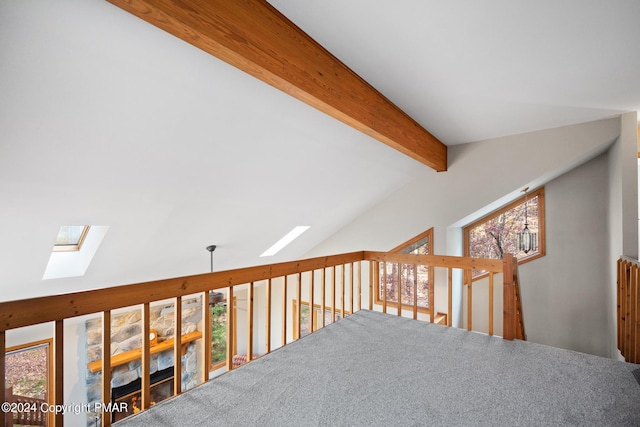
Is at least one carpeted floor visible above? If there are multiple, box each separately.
[116,310,640,426]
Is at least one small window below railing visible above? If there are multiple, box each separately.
[375,228,433,312]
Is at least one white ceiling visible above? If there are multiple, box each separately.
[0,0,639,301]
[270,0,640,144]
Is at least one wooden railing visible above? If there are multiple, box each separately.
[4,387,47,426]
[503,253,525,341]
[0,251,524,427]
[617,256,640,363]
[364,251,524,339]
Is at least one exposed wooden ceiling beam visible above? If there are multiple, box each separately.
[107,0,448,171]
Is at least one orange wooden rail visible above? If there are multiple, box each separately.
[0,251,523,427]
[618,256,640,363]
[502,254,525,341]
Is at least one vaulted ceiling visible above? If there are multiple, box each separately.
[1,0,639,301]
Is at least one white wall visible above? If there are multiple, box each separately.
[305,116,637,358]
[520,153,608,356]
[607,112,639,359]
[306,117,621,258]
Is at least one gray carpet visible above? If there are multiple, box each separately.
[117,310,640,426]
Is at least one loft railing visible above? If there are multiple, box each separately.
[4,387,47,426]
[617,256,640,363]
[0,251,523,427]
[364,252,524,339]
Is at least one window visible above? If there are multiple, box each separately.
[52,225,90,252]
[210,302,227,370]
[292,300,349,338]
[376,228,433,312]
[5,340,52,426]
[464,187,545,278]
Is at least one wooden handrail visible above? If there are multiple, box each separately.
[363,251,504,272]
[0,251,365,332]
[0,250,526,427]
[363,251,523,339]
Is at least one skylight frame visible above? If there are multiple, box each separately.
[52,225,91,252]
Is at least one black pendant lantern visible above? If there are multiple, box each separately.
[517,188,537,254]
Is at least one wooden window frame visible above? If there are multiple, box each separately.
[374,228,434,314]
[52,225,90,252]
[291,300,350,339]
[464,187,546,280]
[5,338,54,426]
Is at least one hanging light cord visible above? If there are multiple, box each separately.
[206,245,217,273]
[523,189,528,226]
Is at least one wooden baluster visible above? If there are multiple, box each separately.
[625,263,632,359]
[321,269,326,328]
[174,297,182,395]
[141,303,151,410]
[630,267,637,362]
[341,265,346,318]
[632,264,637,361]
[488,272,494,336]
[631,264,640,363]
[428,264,435,324]
[624,260,630,357]
[617,260,624,355]
[357,261,362,312]
[382,262,387,314]
[350,262,355,315]
[201,293,210,383]
[413,264,418,320]
[618,259,625,356]
[466,270,472,332]
[626,264,632,360]
[247,282,254,361]
[309,271,315,333]
[369,262,374,311]
[502,254,515,340]
[102,311,112,427]
[514,264,525,341]
[282,277,288,346]
[447,267,453,326]
[397,263,402,317]
[226,287,235,370]
[295,274,302,339]
[265,279,271,353]
[331,267,336,323]
[54,320,64,427]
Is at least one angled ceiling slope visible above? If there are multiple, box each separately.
[106,0,447,172]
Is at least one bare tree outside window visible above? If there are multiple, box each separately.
[377,228,433,310]
[465,188,545,278]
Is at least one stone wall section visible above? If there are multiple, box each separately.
[85,298,202,425]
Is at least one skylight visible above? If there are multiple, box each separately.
[260,226,310,257]
[43,226,109,280]
[53,225,90,252]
